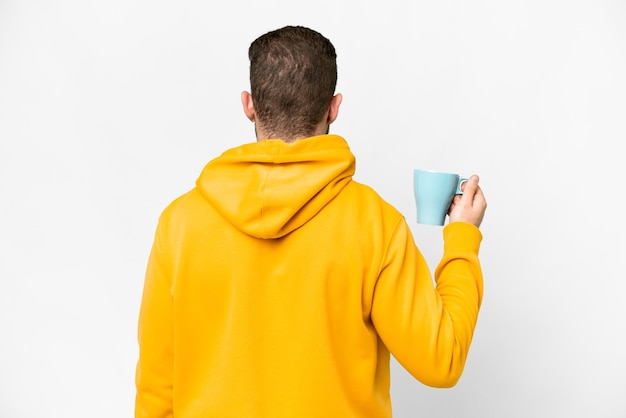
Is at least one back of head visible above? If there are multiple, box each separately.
[248,26,337,141]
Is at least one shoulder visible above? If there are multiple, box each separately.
[157,187,210,227]
[342,180,403,218]
[324,180,406,240]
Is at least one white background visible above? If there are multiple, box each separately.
[1,0,625,417]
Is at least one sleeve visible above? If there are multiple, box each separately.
[135,221,174,418]
[371,220,483,388]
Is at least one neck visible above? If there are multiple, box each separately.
[255,122,330,143]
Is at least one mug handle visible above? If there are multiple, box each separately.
[456,177,469,195]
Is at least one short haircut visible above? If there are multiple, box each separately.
[248,26,338,140]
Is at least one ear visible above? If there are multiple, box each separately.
[327,93,342,124]
[241,91,255,122]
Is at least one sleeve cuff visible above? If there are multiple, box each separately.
[443,222,483,254]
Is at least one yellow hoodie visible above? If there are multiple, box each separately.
[135,134,483,418]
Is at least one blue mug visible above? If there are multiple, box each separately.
[413,169,468,226]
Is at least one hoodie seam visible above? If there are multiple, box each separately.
[372,215,405,301]
[259,168,272,237]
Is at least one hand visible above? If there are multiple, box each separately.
[447,174,487,228]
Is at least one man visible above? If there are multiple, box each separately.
[135,25,487,417]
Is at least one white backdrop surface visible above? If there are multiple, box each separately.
[1,0,625,417]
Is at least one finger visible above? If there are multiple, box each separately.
[460,175,479,200]
[448,194,462,214]
[471,185,487,207]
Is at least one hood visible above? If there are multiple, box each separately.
[196,134,355,239]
